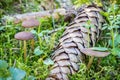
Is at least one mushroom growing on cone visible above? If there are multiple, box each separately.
[81,48,110,69]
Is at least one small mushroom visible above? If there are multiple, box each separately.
[22,19,40,28]
[81,48,110,69]
[15,31,34,61]
[22,19,40,50]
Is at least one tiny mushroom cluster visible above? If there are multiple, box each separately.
[14,18,40,62]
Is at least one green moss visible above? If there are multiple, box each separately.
[0,1,120,79]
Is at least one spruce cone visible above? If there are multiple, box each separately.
[46,4,105,80]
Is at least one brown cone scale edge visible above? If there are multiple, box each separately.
[46,4,109,80]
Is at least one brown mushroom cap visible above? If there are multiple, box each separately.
[22,19,40,28]
[15,31,34,40]
[81,48,110,57]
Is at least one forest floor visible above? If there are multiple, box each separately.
[0,0,120,80]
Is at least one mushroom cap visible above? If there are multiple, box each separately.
[22,19,40,28]
[81,48,110,57]
[15,31,34,40]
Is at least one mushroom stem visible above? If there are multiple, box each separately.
[31,39,34,50]
[87,56,94,69]
[23,40,27,62]
[19,41,22,49]
[15,31,34,62]
[97,58,102,66]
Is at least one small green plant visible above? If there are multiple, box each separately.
[0,60,26,80]
[69,2,120,80]
[0,13,66,79]
[101,4,120,57]
[74,0,103,7]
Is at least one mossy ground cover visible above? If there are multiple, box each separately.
[0,0,120,80]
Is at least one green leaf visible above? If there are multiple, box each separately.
[0,26,4,31]
[0,60,8,69]
[43,58,54,65]
[111,48,120,56]
[74,0,90,7]
[0,77,12,80]
[108,39,112,47]
[0,60,10,78]
[5,25,12,28]
[9,67,26,80]
[38,33,43,37]
[100,11,109,18]
[114,35,120,46]
[91,47,108,52]
[102,26,107,30]
[100,11,110,23]
[34,46,43,56]
[30,30,37,34]
[109,34,120,47]
[6,77,12,80]
[27,76,35,80]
